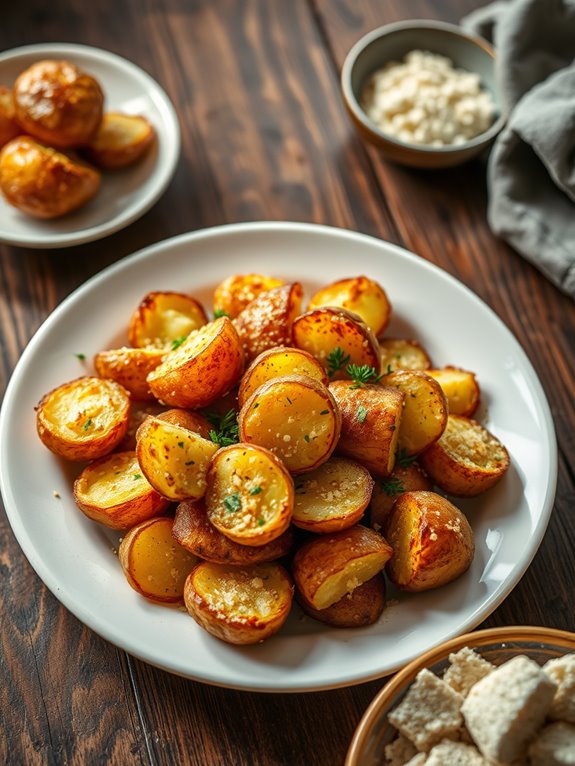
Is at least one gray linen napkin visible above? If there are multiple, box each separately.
[462,0,575,299]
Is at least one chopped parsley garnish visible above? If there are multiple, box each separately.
[170,335,187,350]
[286,396,292,404]
[396,449,416,468]
[384,363,393,375]
[75,353,86,361]
[249,486,262,495]
[326,346,351,378]
[133,473,143,481]
[347,363,383,388]
[205,409,240,447]
[319,409,329,415]
[224,492,241,513]
[83,418,93,431]
[185,459,195,466]
[304,434,310,443]
[381,477,405,497]
[257,518,265,527]
[213,308,230,318]
[252,402,260,410]
[177,441,184,448]
[357,405,368,423]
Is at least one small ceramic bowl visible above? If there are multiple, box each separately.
[341,20,507,168]
[345,625,575,766]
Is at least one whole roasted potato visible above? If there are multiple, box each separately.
[0,136,101,219]
[13,59,104,148]
[299,573,386,628]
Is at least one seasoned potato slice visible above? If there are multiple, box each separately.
[293,307,380,378]
[292,458,374,533]
[426,367,480,417]
[329,381,404,478]
[238,346,328,408]
[234,282,303,361]
[85,112,156,169]
[156,408,212,439]
[299,573,386,628]
[205,444,294,547]
[370,460,432,533]
[382,370,448,456]
[36,376,130,461]
[386,490,474,592]
[308,276,391,336]
[173,499,294,565]
[0,87,20,148]
[93,346,165,400]
[379,338,432,373]
[73,451,170,530]
[119,516,199,603]
[136,416,218,500]
[419,415,510,496]
[184,561,294,644]
[213,274,284,318]
[293,525,393,611]
[128,291,208,350]
[239,375,341,474]
[147,316,244,408]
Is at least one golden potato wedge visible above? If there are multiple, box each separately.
[173,499,294,565]
[426,367,480,417]
[213,274,284,318]
[184,561,294,645]
[419,415,510,496]
[292,524,393,611]
[308,276,391,336]
[128,291,208,350]
[205,444,294,547]
[36,376,130,461]
[118,400,167,451]
[136,415,218,500]
[73,451,170,530]
[239,375,341,474]
[292,458,374,533]
[156,408,212,440]
[84,112,156,169]
[370,460,432,533]
[238,346,328,408]
[386,490,474,592]
[292,307,380,379]
[13,60,104,148]
[147,316,244,408]
[379,338,432,373]
[299,573,386,628]
[119,516,199,603]
[382,370,448,456]
[0,87,20,148]
[0,136,101,219]
[93,346,165,400]
[329,381,404,478]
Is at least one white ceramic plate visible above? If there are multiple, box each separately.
[0,222,557,691]
[0,43,180,248]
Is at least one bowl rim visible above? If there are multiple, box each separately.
[341,18,508,154]
[345,625,575,766]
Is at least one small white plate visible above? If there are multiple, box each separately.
[0,43,180,248]
[0,223,557,691]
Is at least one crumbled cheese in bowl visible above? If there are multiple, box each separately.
[361,50,496,146]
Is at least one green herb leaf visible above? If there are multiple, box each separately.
[304,434,310,443]
[319,409,329,415]
[213,308,230,318]
[326,346,351,378]
[177,441,184,448]
[185,459,195,466]
[249,485,262,495]
[357,405,368,423]
[75,353,86,361]
[385,364,393,375]
[133,473,143,481]
[170,335,187,350]
[347,363,383,388]
[205,409,240,447]
[257,518,265,526]
[396,449,416,468]
[83,418,93,431]
[224,492,241,513]
[381,477,405,497]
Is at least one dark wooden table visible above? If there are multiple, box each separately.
[1,1,574,764]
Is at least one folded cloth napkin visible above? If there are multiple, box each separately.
[462,0,575,299]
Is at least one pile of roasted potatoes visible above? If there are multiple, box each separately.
[0,59,155,218]
[35,274,510,645]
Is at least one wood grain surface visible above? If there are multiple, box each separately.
[1,1,574,764]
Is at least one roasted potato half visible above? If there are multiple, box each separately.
[0,136,101,219]
[308,276,391,336]
[379,338,432,373]
[385,490,474,592]
[128,291,208,350]
[329,381,404,478]
[93,346,165,400]
[292,525,393,611]
[136,415,218,501]
[147,316,244,408]
[299,573,386,628]
[173,499,294,565]
[84,112,156,169]
[239,375,341,474]
[426,367,480,417]
[36,376,130,461]
[419,415,510,496]
[370,460,432,533]
[213,274,285,318]
[0,87,20,148]
[292,458,374,533]
[184,562,294,645]
[234,282,303,361]
[293,307,380,378]
[205,444,294,547]
[156,408,212,440]
[119,516,199,603]
[238,346,328,408]
[73,451,169,530]
[382,370,448,456]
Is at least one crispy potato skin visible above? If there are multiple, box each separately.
[213,274,284,318]
[299,573,386,628]
[184,562,294,644]
[173,499,294,565]
[84,112,155,169]
[426,367,480,417]
[308,276,392,336]
[93,346,165,400]
[156,408,212,439]
[386,490,474,592]
[0,136,101,219]
[379,338,432,373]
[0,87,21,148]
[14,60,104,148]
[128,291,208,349]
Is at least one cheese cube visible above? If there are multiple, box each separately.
[425,740,487,765]
[404,755,427,766]
[384,734,417,766]
[528,722,575,766]
[443,647,494,697]
[544,654,575,723]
